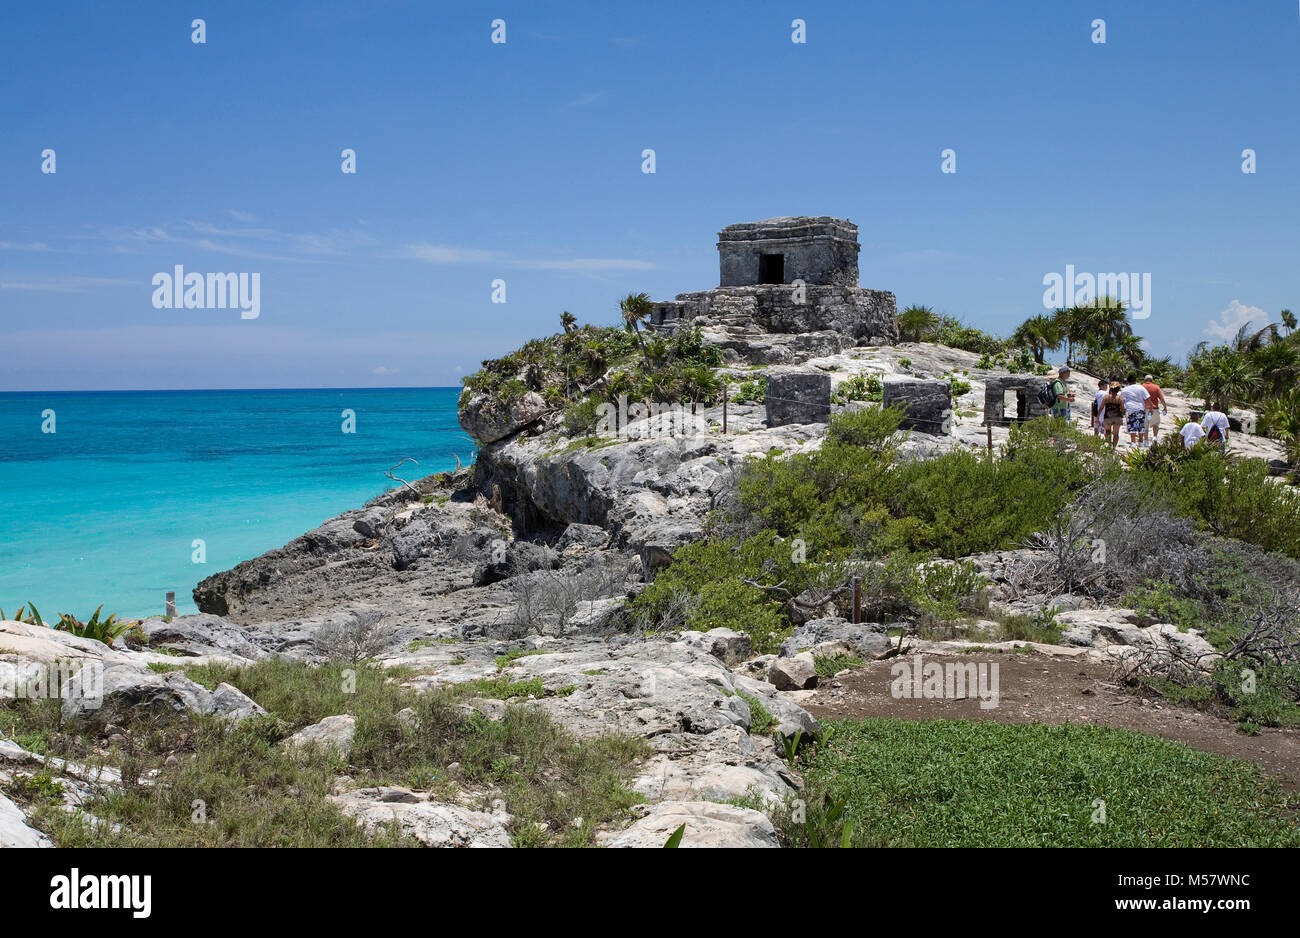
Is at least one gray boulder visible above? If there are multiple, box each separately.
[137,613,271,661]
[210,682,266,721]
[600,801,778,848]
[283,715,356,756]
[330,788,512,847]
[460,390,550,444]
[767,653,818,690]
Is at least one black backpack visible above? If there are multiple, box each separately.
[1036,381,1059,409]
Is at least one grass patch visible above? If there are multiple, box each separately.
[737,692,777,735]
[814,653,865,678]
[788,717,1300,847]
[2,657,645,847]
[495,648,551,671]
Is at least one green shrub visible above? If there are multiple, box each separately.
[831,372,883,404]
[791,718,1300,847]
[732,378,766,404]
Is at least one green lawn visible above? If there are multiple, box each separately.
[793,718,1299,847]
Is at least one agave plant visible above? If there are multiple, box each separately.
[896,304,938,343]
[54,605,130,646]
[0,603,44,625]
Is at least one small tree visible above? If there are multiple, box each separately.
[896,304,937,342]
[313,611,393,663]
[620,292,653,354]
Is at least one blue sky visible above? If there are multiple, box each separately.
[2,0,1298,390]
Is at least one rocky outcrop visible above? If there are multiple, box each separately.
[599,800,779,848]
[0,619,263,725]
[459,390,551,444]
[0,790,51,848]
[329,787,512,847]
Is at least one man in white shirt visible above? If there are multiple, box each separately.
[1119,372,1151,447]
[1180,420,1205,450]
[1200,408,1231,446]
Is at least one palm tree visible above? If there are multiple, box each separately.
[1281,309,1296,336]
[1010,314,1063,365]
[1187,349,1260,412]
[1088,296,1132,349]
[896,304,937,343]
[1249,340,1300,400]
[1093,348,1129,384]
[1231,320,1278,353]
[1052,306,1088,364]
[619,292,653,354]
[560,311,577,334]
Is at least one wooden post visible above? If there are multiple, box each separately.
[986,424,993,458]
[851,577,861,625]
[722,384,728,435]
[165,591,176,618]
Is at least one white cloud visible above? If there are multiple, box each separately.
[561,91,607,109]
[399,243,501,264]
[1205,299,1268,341]
[0,276,135,292]
[398,243,654,272]
[372,366,400,375]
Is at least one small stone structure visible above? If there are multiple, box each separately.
[649,217,898,350]
[882,378,952,435]
[984,375,1052,426]
[766,372,831,427]
[717,217,859,287]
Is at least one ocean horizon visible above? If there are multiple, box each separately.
[1,386,470,620]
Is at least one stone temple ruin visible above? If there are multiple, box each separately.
[650,216,898,363]
[983,375,1052,426]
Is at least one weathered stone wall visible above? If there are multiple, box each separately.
[882,378,952,435]
[718,217,859,287]
[658,285,898,346]
[766,372,831,427]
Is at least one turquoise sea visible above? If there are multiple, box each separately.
[0,388,469,619]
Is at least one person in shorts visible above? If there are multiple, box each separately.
[1142,374,1167,441]
[1051,366,1074,420]
[1092,378,1108,436]
[1120,372,1151,447]
[1100,383,1125,448]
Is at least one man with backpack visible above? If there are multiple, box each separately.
[1045,366,1073,421]
[1200,406,1231,446]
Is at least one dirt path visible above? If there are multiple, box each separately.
[800,651,1300,789]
